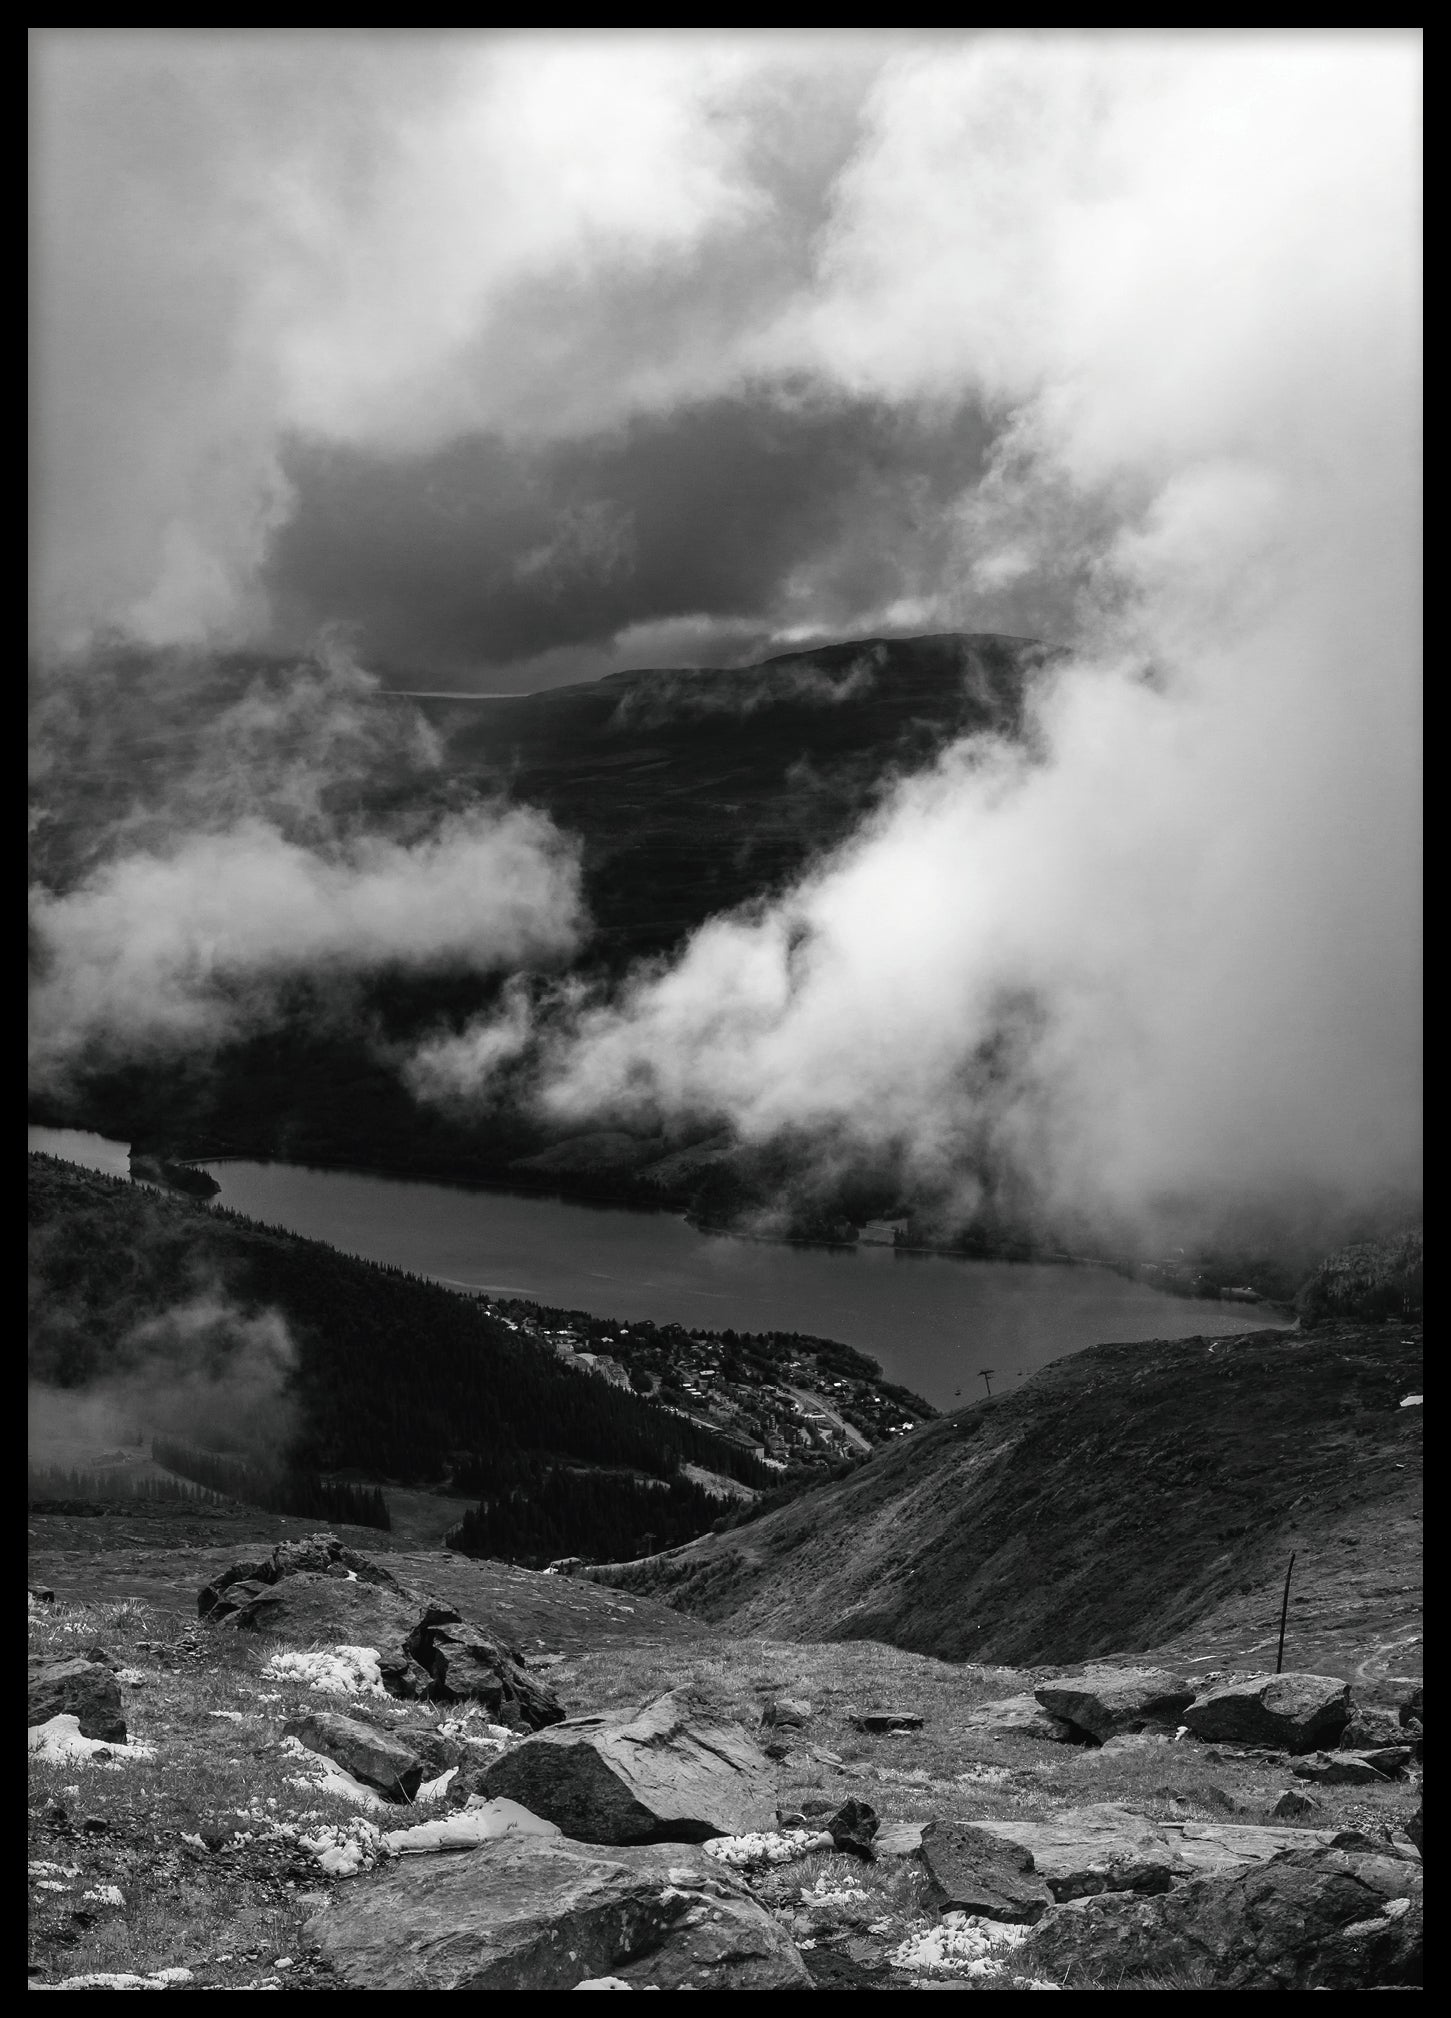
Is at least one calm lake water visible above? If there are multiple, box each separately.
[29,1126,1282,1411]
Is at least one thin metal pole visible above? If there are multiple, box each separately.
[1275,1552,1296,1674]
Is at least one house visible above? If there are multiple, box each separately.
[859,1218,909,1246]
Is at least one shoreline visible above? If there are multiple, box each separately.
[28,1128,1296,1318]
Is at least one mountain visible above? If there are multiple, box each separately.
[590,1320,1423,1691]
[29,632,1055,1240]
[401,631,1051,970]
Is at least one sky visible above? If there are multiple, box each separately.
[30,27,1131,687]
[30,29,1422,1244]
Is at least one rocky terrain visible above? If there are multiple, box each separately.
[28,1527,1421,1990]
[592,1323,1424,1685]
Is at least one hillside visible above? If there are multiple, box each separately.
[406,631,1048,970]
[28,1154,927,1566]
[29,633,1053,1239]
[593,1323,1423,1696]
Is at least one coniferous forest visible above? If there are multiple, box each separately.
[28,1154,775,1559]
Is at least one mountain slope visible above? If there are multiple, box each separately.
[409,631,1051,969]
[594,1323,1423,1690]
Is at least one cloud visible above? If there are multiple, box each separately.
[426,33,1421,1236]
[29,1288,300,1469]
[32,31,1420,1242]
[29,636,588,1089]
[30,31,882,657]
[261,387,992,681]
[29,805,584,1087]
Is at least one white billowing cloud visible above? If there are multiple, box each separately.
[524,33,1421,1227]
[404,976,541,1109]
[30,807,585,1083]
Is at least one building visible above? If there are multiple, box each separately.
[859,1218,909,1246]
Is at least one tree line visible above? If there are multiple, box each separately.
[150,1437,391,1530]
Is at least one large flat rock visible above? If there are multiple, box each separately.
[967,1803,1185,1897]
[1181,1673,1353,1754]
[960,1693,1077,1742]
[304,1837,810,1990]
[480,1689,777,1845]
[1035,1667,1195,1741]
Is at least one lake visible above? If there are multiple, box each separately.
[28,1126,1283,1411]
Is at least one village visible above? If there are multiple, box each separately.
[481,1296,933,1473]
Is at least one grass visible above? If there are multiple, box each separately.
[27,1596,470,1990]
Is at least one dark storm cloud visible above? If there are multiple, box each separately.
[264,388,994,682]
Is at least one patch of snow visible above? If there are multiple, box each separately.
[1400,1394,1423,1408]
[115,1668,147,1686]
[35,1967,193,1990]
[573,1980,638,1990]
[30,1862,81,1878]
[28,1715,155,1765]
[208,1710,245,1722]
[703,1828,834,1869]
[82,1885,126,1907]
[890,1913,1031,1980]
[387,1796,560,1855]
[261,1645,386,1697]
[299,1816,390,1878]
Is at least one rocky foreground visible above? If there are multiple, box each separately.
[28,1533,1422,1990]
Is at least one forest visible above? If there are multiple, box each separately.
[28,1155,775,1533]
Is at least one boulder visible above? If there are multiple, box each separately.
[960,1694,1078,1743]
[1035,1668,1195,1743]
[1339,1709,1409,1750]
[28,1658,127,1743]
[284,1710,427,1802]
[875,1822,926,1858]
[761,1697,812,1730]
[825,1798,879,1860]
[212,1571,428,1651]
[919,1820,1055,1923]
[377,1650,435,1701]
[1398,1687,1423,1731]
[1359,1746,1414,1779]
[850,1712,923,1734]
[966,1804,1188,1901]
[303,1836,810,1990]
[1274,1788,1326,1821]
[1181,1673,1353,1753]
[1019,1845,1422,1990]
[405,1613,563,1730]
[197,1558,274,1619]
[269,1534,400,1586]
[1407,1797,1422,1856]
[1291,1752,1393,1787]
[28,1585,56,1604]
[480,1690,777,1845]
[197,1534,404,1621]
